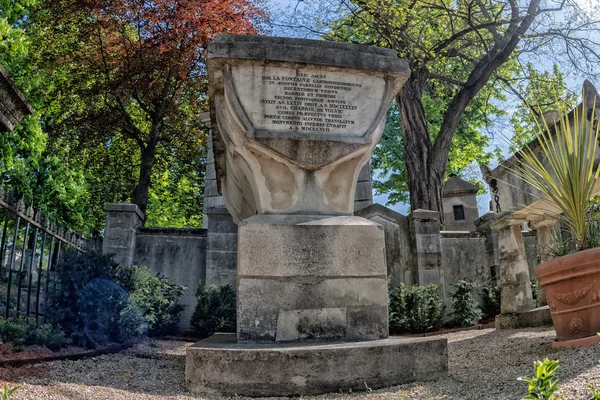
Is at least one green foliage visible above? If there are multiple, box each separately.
[509,64,577,153]
[510,90,600,250]
[0,383,19,400]
[389,283,444,334]
[520,359,562,399]
[78,278,147,346]
[191,284,236,339]
[450,280,483,327]
[0,317,70,351]
[114,265,187,336]
[45,251,119,344]
[480,284,501,319]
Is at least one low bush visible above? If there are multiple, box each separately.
[450,280,483,327]
[45,250,119,344]
[114,265,186,336]
[191,284,236,338]
[480,284,501,318]
[389,283,444,334]
[0,317,70,351]
[78,278,147,346]
[520,358,600,400]
[46,251,186,346]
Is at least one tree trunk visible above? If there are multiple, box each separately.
[396,76,445,226]
[133,143,156,218]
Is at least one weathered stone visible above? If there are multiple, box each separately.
[134,228,207,330]
[410,209,447,306]
[276,308,347,342]
[442,176,480,231]
[530,218,558,306]
[186,333,448,397]
[495,306,553,329]
[491,212,536,314]
[207,35,409,223]
[102,203,144,266]
[0,64,34,132]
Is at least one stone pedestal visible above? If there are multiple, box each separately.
[186,35,447,396]
[186,333,448,397]
[102,203,144,266]
[237,215,388,342]
[491,212,536,326]
[410,209,447,306]
[531,218,557,307]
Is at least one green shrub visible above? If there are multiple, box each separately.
[46,250,119,344]
[191,284,236,338]
[520,359,562,400]
[450,280,483,327]
[389,283,444,334]
[480,284,501,318]
[114,265,186,336]
[0,317,70,351]
[78,278,147,346]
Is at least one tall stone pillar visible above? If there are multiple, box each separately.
[102,203,144,266]
[530,218,557,306]
[475,212,500,286]
[409,209,447,306]
[203,126,238,287]
[491,212,535,314]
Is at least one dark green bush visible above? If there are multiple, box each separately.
[450,280,483,327]
[113,265,187,336]
[191,284,236,338]
[46,251,186,345]
[79,278,147,346]
[0,317,70,351]
[389,283,444,334]
[45,250,119,344]
[480,284,501,318]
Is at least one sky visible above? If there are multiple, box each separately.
[263,0,600,217]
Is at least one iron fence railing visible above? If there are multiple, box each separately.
[0,186,100,322]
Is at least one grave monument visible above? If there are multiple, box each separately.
[185,35,448,396]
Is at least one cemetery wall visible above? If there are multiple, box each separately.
[133,227,207,330]
[441,232,490,289]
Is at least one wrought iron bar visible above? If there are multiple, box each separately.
[26,226,39,316]
[34,231,47,320]
[42,237,54,324]
[0,212,10,277]
[15,221,30,315]
[5,216,21,319]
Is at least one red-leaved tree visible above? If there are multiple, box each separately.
[34,0,266,215]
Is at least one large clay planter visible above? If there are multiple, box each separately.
[536,247,600,347]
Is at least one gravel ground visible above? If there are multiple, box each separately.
[1,327,599,400]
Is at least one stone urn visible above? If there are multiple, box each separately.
[535,247,600,348]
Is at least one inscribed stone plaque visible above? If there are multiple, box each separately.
[231,65,385,137]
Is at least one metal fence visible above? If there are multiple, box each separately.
[0,187,99,322]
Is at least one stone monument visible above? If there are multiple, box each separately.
[185,35,448,396]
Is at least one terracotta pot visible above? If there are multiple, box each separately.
[535,247,600,342]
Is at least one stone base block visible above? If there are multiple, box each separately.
[552,334,600,349]
[237,215,388,343]
[495,306,553,329]
[185,333,448,397]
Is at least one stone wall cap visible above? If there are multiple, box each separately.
[410,209,439,221]
[105,203,145,220]
[443,175,479,196]
[490,211,527,230]
[441,231,483,238]
[209,35,409,76]
[354,203,408,225]
[239,214,383,227]
[136,227,207,237]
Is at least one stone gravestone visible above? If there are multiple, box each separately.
[186,35,448,396]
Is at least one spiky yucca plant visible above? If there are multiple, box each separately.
[512,90,599,251]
